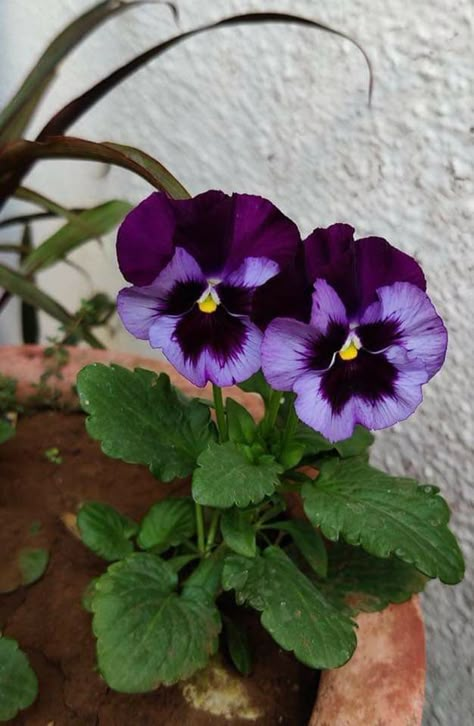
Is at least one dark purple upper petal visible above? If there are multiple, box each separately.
[253,245,312,328]
[117,192,176,285]
[304,224,426,316]
[117,190,300,287]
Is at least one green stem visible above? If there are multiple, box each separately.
[212,384,228,442]
[195,503,205,554]
[281,403,298,451]
[263,389,282,436]
[206,510,221,551]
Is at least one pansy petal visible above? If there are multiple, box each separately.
[310,279,348,334]
[261,318,318,391]
[149,309,262,388]
[361,282,447,378]
[354,347,429,430]
[117,192,176,285]
[304,224,426,315]
[224,257,279,288]
[117,286,160,340]
[224,194,301,274]
[293,371,357,442]
[253,246,312,328]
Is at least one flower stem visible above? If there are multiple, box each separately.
[212,384,228,442]
[206,510,221,551]
[263,389,282,437]
[195,503,206,554]
[281,402,298,451]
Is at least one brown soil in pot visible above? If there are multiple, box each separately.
[0,411,319,725]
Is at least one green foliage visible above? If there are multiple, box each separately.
[18,547,49,586]
[294,422,374,459]
[223,617,252,676]
[0,376,18,414]
[273,520,328,577]
[138,498,195,553]
[222,547,356,669]
[319,544,428,615]
[91,553,221,692]
[44,447,62,464]
[0,420,14,445]
[238,371,271,404]
[0,636,38,721]
[302,458,464,584]
[221,509,257,557]
[77,502,138,562]
[226,398,257,445]
[77,365,215,481]
[192,441,282,508]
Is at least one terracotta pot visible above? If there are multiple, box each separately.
[0,344,426,725]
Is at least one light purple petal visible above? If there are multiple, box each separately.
[361,282,447,379]
[224,257,279,288]
[117,286,160,340]
[293,371,357,442]
[310,279,348,334]
[261,318,317,391]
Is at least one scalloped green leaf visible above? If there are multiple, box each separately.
[302,458,464,585]
[77,502,138,562]
[77,365,214,482]
[319,544,428,615]
[18,547,49,585]
[91,553,221,692]
[222,547,356,669]
[0,637,38,721]
[192,441,282,508]
[221,509,257,557]
[138,498,195,553]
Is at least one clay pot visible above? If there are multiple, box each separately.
[0,344,426,725]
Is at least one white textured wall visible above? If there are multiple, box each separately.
[0,1,472,722]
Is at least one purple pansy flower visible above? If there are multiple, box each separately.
[116,190,300,387]
[262,224,447,442]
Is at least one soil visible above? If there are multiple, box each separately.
[0,411,319,725]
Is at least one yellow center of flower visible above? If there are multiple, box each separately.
[339,341,359,361]
[198,294,218,314]
[338,332,362,361]
[197,281,221,314]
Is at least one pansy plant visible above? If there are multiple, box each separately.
[75,191,464,694]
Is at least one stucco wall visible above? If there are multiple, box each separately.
[0,1,472,723]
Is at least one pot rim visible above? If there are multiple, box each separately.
[0,343,426,726]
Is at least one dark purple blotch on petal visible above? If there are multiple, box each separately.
[307,322,347,370]
[304,224,426,316]
[358,319,401,352]
[320,350,398,415]
[174,306,248,366]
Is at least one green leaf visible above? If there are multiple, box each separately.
[192,441,282,508]
[91,553,221,692]
[0,636,38,721]
[0,0,149,142]
[294,422,373,459]
[223,617,252,676]
[0,263,103,349]
[0,138,189,202]
[18,547,49,585]
[226,398,257,445]
[273,520,328,577]
[22,200,131,275]
[182,551,226,601]
[82,577,100,613]
[0,419,14,445]
[238,371,271,405]
[77,502,138,562]
[77,365,214,481]
[221,509,257,557]
[302,458,465,585]
[138,498,195,553]
[320,544,427,615]
[334,426,374,458]
[222,547,356,669]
